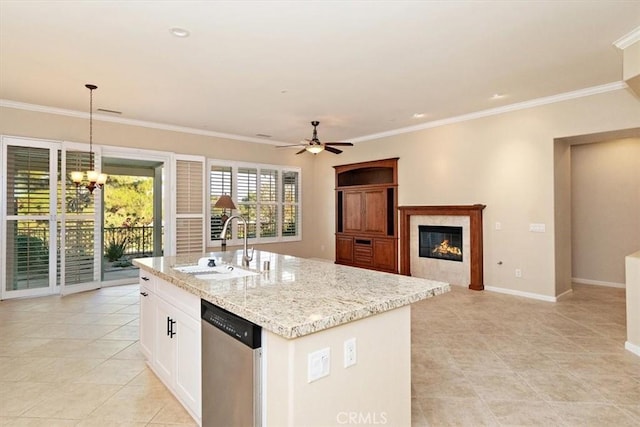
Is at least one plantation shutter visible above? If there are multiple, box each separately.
[237,167,257,238]
[4,145,53,292]
[175,157,205,254]
[209,166,233,241]
[260,169,278,238]
[282,170,300,237]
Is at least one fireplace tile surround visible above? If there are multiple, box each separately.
[399,205,485,290]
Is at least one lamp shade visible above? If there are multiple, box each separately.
[214,195,237,210]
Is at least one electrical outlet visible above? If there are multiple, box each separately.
[515,269,522,278]
[344,338,357,368]
[495,222,502,230]
[308,347,330,382]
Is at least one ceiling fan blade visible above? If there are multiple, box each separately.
[277,144,306,148]
[295,148,307,155]
[324,146,343,154]
[324,142,353,146]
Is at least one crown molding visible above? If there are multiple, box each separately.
[614,26,640,49]
[1,81,629,146]
[0,99,288,146]
[350,81,628,143]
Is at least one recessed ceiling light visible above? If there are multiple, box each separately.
[169,27,190,38]
[412,113,425,119]
[491,93,506,100]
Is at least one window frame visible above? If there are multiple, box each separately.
[207,159,301,248]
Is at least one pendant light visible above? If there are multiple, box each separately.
[71,84,107,193]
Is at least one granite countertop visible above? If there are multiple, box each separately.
[133,250,450,339]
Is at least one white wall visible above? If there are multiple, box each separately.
[571,138,640,286]
[309,89,640,298]
[2,88,640,298]
[626,251,640,356]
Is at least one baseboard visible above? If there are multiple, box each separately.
[572,277,625,288]
[484,285,557,302]
[555,288,573,301]
[625,341,640,358]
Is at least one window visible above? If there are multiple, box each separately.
[208,160,301,246]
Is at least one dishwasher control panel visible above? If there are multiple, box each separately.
[201,299,261,348]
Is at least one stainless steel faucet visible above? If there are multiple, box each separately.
[220,214,254,267]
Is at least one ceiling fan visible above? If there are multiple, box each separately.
[280,121,353,155]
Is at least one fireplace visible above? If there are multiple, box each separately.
[419,225,463,262]
[399,205,485,290]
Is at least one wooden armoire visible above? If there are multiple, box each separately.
[334,158,398,273]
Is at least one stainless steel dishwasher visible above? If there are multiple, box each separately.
[201,299,262,427]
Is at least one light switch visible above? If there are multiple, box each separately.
[308,347,330,382]
[529,223,545,233]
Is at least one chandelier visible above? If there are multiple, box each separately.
[70,84,107,193]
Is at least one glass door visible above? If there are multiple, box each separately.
[1,137,102,299]
[58,146,101,295]
[2,138,58,299]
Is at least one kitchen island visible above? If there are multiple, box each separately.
[134,250,449,426]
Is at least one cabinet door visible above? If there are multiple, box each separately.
[343,191,363,233]
[373,238,397,272]
[139,285,155,361]
[336,236,354,263]
[363,189,387,234]
[155,298,176,385]
[174,310,202,419]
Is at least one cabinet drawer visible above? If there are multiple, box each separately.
[139,270,156,293]
[354,239,373,265]
[156,278,200,320]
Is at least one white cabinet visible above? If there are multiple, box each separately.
[139,273,156,361]
[139,272,201,424]
[154,298,176,383]
[173,305,201,413]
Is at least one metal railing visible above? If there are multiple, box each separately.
[104,225,160,258]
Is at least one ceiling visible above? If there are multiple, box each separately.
[1,1,639,146]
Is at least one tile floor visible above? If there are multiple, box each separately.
[0,283,638,426]
[411,284,640,426]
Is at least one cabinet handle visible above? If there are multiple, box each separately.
[140,292,148,297]
[141,276,150,281]
[169,319,177,338]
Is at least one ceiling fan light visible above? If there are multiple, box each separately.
[306,145,324,154]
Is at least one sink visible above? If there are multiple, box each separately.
[174,264,258,281]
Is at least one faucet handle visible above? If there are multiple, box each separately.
[247,247,255,261]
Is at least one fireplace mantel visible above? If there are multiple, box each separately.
[399,204,486,290]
